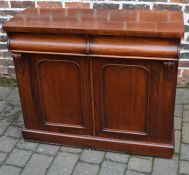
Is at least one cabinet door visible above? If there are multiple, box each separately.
[92,57,175,142]
[27,54,93,135]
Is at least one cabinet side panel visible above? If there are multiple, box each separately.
[13,53,39,129]
[156,61,178,143]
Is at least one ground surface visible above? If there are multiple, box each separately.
[0,87,189,175]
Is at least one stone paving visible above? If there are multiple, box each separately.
[0,86,189,175]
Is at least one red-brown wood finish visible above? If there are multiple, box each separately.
[3,8,184,158]
[3,8,184,38]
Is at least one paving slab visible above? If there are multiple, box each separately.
[0,101,20,117]
[0,165,21,175]
[99,160,126,175]
[5,125,22,138]
[7,87,20,102]
[179,160,189,174]
[175,130,181,154]
[176,89,189,104]
[17,140,38,151]
[125,170,147,175]
[174,116,182,130]
[152,158,178,175]
[0,136,18,153]
[36,144,60,156]
[0,87,12,100]
[174,104,183,117]
[180,144,189,161]
[0,120,9,136]
[47,152,79,175]
[184,104,189,111]
[0,152,7,165]
[6,148,32,167]
[73,162,99,175]
[13,114,24,127]
[106,152,129,163]
[183,110,189,122]
[128,157,152,173]
[21,153,53,175]
[182,122,189,143]
[0,116,16,126]
[0,101,6,112]
[80,150,105,164]
[61,146,82,154]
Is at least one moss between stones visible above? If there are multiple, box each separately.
[177,83,189,89]
[0,76,17,87]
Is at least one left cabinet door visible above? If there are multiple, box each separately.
[18,54,93,135]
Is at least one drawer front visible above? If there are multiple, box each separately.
[18,54,93,135]
[92,57,177,143]
[9,33,179,59]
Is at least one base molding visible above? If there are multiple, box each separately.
[23,129,174,158]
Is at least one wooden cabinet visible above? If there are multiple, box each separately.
[3,8,184,158]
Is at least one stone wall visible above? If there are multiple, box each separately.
[0,0,189,86]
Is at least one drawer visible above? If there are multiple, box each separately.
[8,33,179,59]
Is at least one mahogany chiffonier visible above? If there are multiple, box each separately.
[3,8,184,158]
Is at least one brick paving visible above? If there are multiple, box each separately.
[0,87,189,175]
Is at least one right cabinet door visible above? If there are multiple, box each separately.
[92,57,177,143]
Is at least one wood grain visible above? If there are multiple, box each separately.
[3,8,184,158]
[8,33,179,58]
[3,8,184,38]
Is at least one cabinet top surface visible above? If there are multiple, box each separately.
[3,8,184,38]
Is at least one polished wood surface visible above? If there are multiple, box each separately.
[8,33,179,58]
[23,129,174,158]
[3,8,184,158]
[3,8,184,38]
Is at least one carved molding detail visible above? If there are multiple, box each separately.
[12,53,26,74]
[12,53,21,60]
[163,61,175,81]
